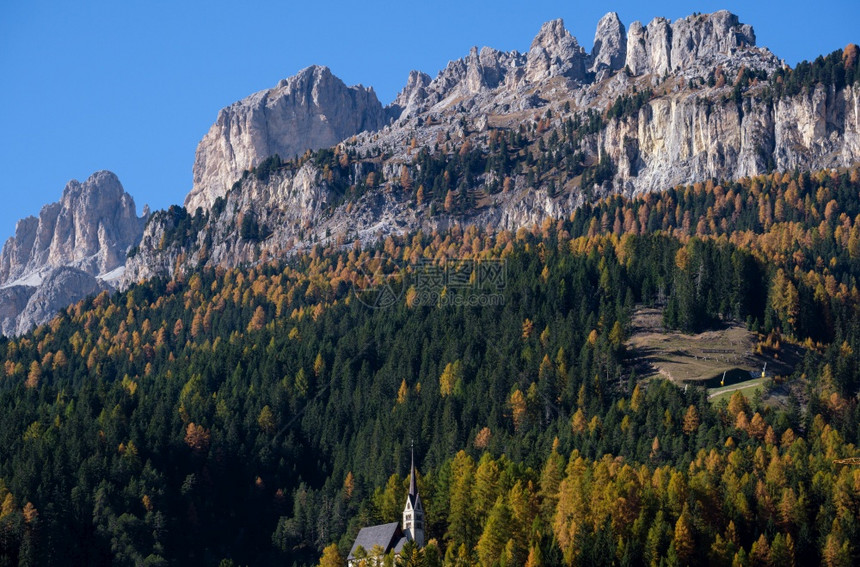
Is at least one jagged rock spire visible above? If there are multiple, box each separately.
[525,18,588,83]
[591,12,627,75]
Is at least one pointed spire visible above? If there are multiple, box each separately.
[409,440,417,497]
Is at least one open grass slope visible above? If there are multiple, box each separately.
[627,307,792,385]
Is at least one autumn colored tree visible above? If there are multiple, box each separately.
[683,405,700,435]
[400,165,413,191]
[473,427,491,450]
[672,504,695,565]
[25,361,40,389]
[258,405,276,433]
[510,389,527,431]
[184,422,211,455]
[318,543,344,567]
[439,360,463,397]
[248,305,267,332]
[444,190,455,213]
[397,379,408,405]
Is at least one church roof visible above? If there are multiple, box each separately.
[407,491,422,508]
[348,522,404,560]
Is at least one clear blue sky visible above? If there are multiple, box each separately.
[1,0,858,242]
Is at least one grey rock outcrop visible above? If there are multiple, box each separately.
[626,11,763,77]
[387,18,590,118]
[13,267,106,336]
[625,17,673,76]
[525,19,588,83]
[0,286,35,336]
[0,171,146,334]
[670,11,755,71]
[0,171,144,284]
[590,12,626,75]
[466,47,505,92]
[391,70,432,119]
[186,65,388,213]
[412,46,526,113]
[625,22,649,75]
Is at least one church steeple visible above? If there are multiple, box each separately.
[408,444,418,498]
[403,441,425,547]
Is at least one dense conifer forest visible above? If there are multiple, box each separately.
[2,166,860,566]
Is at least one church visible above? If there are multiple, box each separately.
[347,448,425,565]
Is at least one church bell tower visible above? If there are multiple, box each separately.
[402,442,425,547]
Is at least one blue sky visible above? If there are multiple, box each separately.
[1,0,858,242]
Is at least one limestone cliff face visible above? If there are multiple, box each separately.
[186,65,388,213]
[0,171,146,334]
[600,83,860,196]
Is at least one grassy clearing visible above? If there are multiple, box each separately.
[627,307,795,387]
[629,308,761,382]
[707,377,767,403]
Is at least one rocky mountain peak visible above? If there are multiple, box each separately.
[591,12,627,76]
[186,64,389,213]
[530,18,569,50]
[0,170,143,285]
[0,171,147,334]
[526,18,587,83]
[625,10,764,78]
[669,10,756,72]
[392,70,432,118]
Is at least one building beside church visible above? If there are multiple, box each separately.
[348,448,425,565]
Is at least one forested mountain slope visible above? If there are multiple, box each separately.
[1,166,860,565]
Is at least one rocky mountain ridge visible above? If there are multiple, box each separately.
[121,10,859,286]
[4,10,860,333]
[0,171,147,335]
[186,65,389,213]
[386,11,770,119]
[187,11,777,214]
